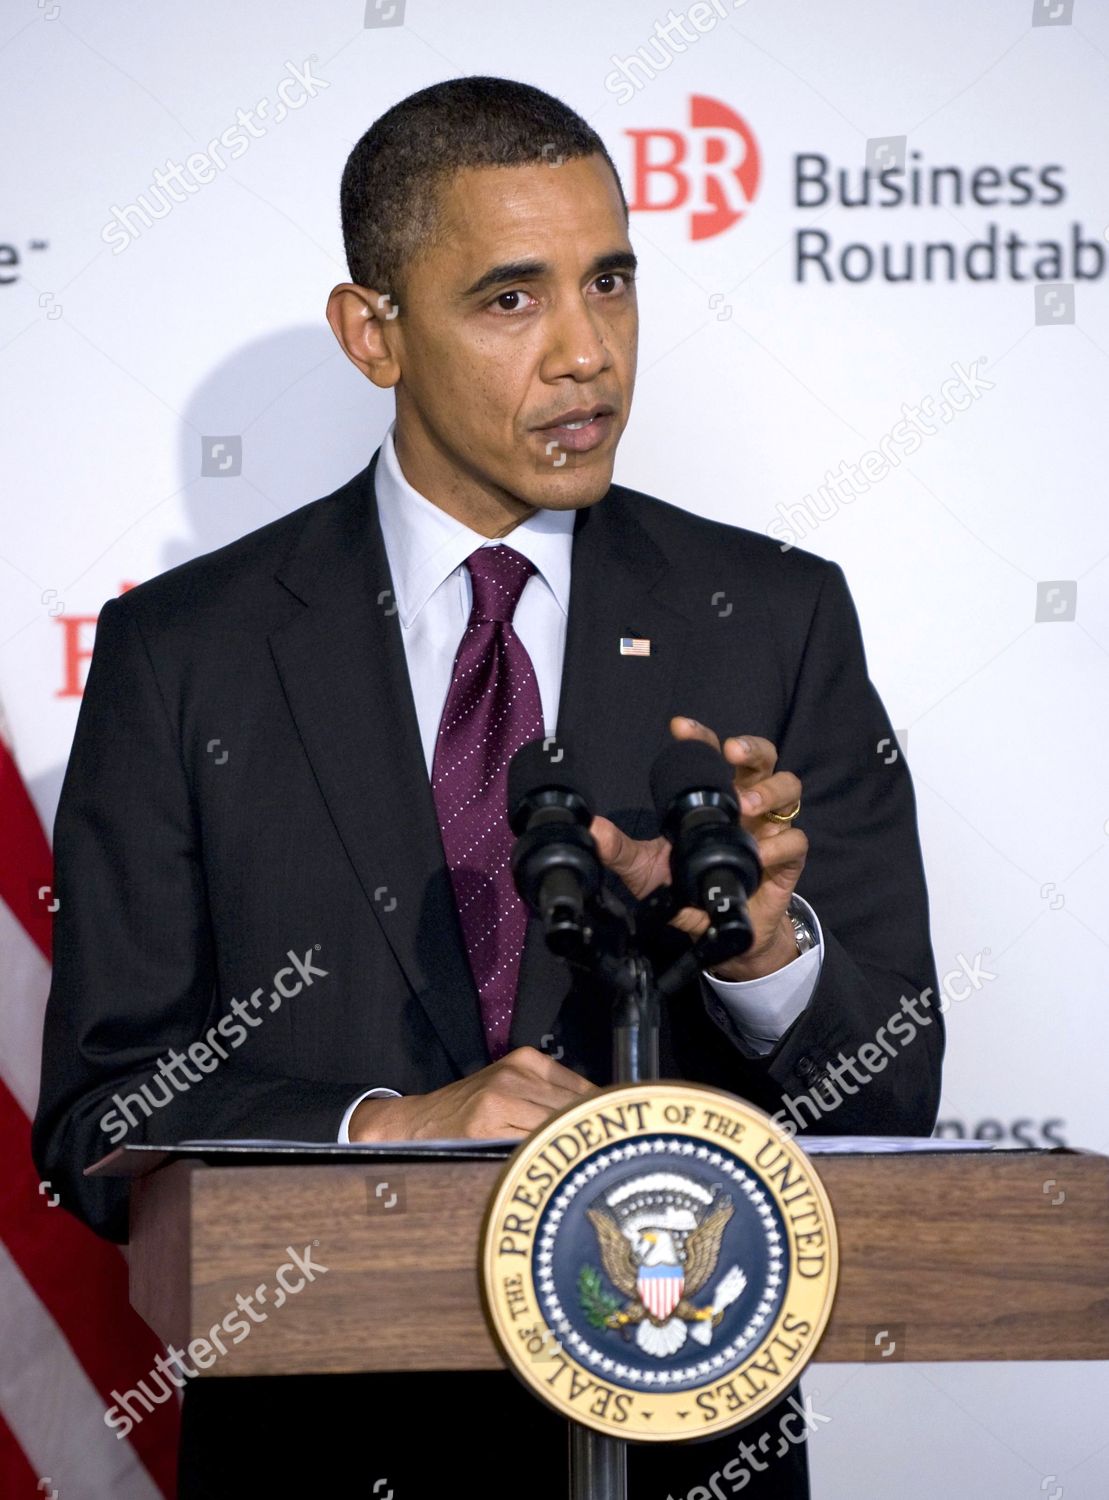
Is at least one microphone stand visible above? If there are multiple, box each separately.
[508,740,762,1497]
[558,879,753,1500]
[507,739,762,1496]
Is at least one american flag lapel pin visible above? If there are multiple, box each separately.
[620,636,651,656]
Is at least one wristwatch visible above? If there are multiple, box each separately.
[787,897,816,956]
[706,899,816,980]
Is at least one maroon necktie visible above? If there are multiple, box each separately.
[431,545,544,1060]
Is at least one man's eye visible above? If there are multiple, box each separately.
[491,289,535,314]
[595,271,636,294]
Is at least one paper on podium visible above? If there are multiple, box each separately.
[179,1137,521,1151]
[85,1137,521,1178]
[85,1132,1009,1180]
[799,1136,1004,1153]
[177,1135,1002,1156]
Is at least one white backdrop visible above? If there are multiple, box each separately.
[2,0,1107,1494]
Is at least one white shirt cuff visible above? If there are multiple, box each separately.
[701,896,824,1056]
[338,1087,402,1143]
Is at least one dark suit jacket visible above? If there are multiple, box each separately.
[32,448,943,1244]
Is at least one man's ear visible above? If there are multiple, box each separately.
[325,283,402,389]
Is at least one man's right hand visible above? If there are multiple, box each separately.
[348,1045,597,1143]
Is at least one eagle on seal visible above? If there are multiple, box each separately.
[586,1190,747,1358]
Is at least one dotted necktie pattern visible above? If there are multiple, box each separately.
[430,545,544,1060]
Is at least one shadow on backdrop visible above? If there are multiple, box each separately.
[165,323,391,573]
[30,324,389,826]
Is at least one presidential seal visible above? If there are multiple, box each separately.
[480,1081,837,1443]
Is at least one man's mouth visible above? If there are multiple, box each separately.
[533,405,616,455]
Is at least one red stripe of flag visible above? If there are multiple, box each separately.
[1,734,178,1495]
[0,736,53,962]
[0,1406,42,1494]
[0,1076,179,1496]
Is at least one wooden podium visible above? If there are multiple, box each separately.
[102,1143,1109,1375]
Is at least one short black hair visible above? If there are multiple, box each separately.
[339,76,627,309]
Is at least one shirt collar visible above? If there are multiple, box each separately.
[373,420,576,629]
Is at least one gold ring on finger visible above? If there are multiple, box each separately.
[765,799,801,825]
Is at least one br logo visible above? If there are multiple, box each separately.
[482,1082,837,1442]
[625,96,761,241]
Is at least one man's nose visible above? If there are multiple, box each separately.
[541,294,611,381]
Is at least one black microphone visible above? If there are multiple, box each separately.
[508,737,601,957]
[649,739,761,958]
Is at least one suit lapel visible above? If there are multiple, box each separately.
[508,489,693,1051]
[268,451,488,1078]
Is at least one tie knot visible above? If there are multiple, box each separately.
[465,545,537,624]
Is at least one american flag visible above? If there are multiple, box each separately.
[0,705,179,1497]
[619,637,651,656]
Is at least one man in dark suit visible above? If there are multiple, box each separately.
[33,77,942,1497]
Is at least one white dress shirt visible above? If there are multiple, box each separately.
[338,422,823,1140]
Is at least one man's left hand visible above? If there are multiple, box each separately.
[589,716,809,981]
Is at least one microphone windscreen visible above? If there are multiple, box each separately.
[507,737,593,824]
[650,738,736,821]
